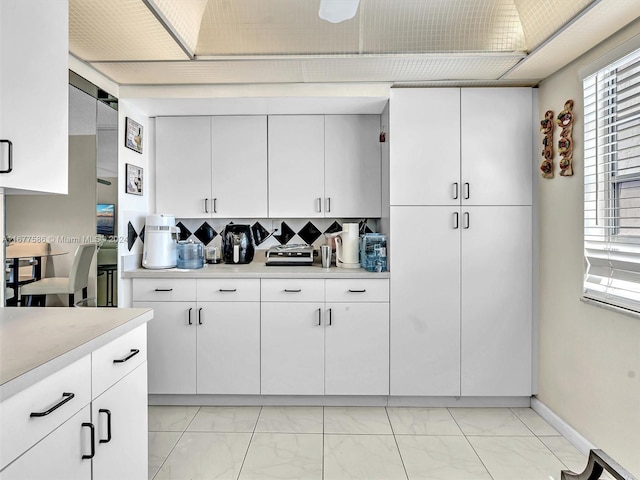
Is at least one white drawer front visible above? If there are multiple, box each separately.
[0,355,91,470]
[197,279,260,302]
[132,278,195,301]
[326,279,389,302]
[261,279,324,302]
[91,325,147,399]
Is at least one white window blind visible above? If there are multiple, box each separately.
[584,48,640,312]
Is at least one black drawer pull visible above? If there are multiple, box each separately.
[188,307,193,325]
[284,289,302,293]
[198,307,203,325]
[154,288,173,292]
[348,289,366,293]
[99,409,112,443]
[219,289,237,292]
[82,422,95,459]
[30,392,75,417]
[113,349,140,363]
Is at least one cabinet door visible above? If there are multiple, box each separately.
[196,302,260,394]
[461,88,533,206]
[461,206,532,396]
[325,115,382,217]
[0,406,91,480]
[0,0,68,194]
[134,301,197,394]
[390,206,461,396]
[211,116,267,217]
[389,89,460,206]
[92,364,148,480]
[261,302,324,395]
[268,115,325,218]
[156,117,211,217]
[325,303,389,395]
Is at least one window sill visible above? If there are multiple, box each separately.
[580,296,640,320]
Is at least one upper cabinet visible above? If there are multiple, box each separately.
[0,0,68,194]
[268,115,382,218]
[156,116,267,218]
[390,88,532,207]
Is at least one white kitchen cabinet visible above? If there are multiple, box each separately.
[390,88,532,207]
[210,116,267,218]
[461,206,532,396]
[156,116,268,218]
[268,115,381,218]
[92,364,148,480]
[0,0,68,194]
[0,406,92,480]
[261,301,325,395]
[156,116,212,218]
[390,89,461,206]
[261,278,389,396]
[324,303,389,395]
[390,206,461,396]
[389,87,533,398]
[135,300,196,394]
[324,115,381,217]
[134,278,260,395]
[268,115,325,218]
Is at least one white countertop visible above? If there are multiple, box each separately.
[123,262,390,279]
[0,307,153,401]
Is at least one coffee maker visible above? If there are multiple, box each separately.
[221,224,255,264]
[142,214,180,269]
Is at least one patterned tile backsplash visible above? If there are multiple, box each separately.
[128,218,378,251]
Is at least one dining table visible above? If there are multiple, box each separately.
[5,250,68,306]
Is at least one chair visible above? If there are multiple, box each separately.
[5,242,50,303]
[20,244,96,307]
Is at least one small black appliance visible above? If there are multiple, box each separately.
[221,224,255,264]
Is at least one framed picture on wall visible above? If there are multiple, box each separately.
[125,117,143,153]
[126,163,143,196]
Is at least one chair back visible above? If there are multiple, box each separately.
[69,244,97,293]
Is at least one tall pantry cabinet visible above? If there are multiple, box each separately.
[389,88,533,397]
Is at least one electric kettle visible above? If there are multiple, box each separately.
[335,223,360,269]
[221,224,255,264]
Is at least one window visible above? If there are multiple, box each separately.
[584,48,640,312]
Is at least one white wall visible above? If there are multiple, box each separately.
[537,19,640,476]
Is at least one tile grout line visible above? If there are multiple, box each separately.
[447,407,496,480]
[235,405,263,480]
[385,407,411,480]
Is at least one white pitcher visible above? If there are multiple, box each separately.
[335,223,360,268]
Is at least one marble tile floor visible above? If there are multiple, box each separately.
[149,405,606,480]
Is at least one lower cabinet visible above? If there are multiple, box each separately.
[261,278,390,396]
[134,278,261,395]
[0,325,148,480]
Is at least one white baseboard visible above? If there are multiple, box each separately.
[530,397,596,456]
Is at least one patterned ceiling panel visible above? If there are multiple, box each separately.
[69,0,188,61]
[90,55,522,85]
[153,0,209,53]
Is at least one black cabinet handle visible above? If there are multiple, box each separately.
[348,289,366,293]
[204,198,209,213]
[0,139,13,174]
[30,392,75,417]
[99,409,112,443]
[452,182,459,200]
[188,307,192,325]
[284,289,302,293]
[154,288,173,292]
[464,212,470,229]
[317,308,321,326]
[219,289,237,292]
[198,307,203,325]
[82,423,95,459]
[328,308,332,326]
[113,349,140,363]
[464,182,470,200]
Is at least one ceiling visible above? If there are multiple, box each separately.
[69,0,640,89]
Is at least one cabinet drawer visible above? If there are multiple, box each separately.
[197,279,260,302]
[0,355,91,470]
[326,279,389,302]
[91,325,147,399]
[133,278,196,301]
[261,279,324,302]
